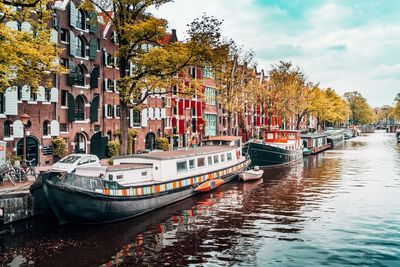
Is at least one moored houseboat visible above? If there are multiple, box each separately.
[325,129,344,148]
[42,136,250,224]
[396,130,400,143]
[243,130,303,167]
[301,133,331,155]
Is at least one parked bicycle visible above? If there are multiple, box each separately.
[0,161,18,186]
[20,159,37,181]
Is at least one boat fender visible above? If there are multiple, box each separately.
[210,181,216,189]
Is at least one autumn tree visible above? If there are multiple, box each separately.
[81,0,224,154]
[344,91,374,125]
[267,61,306,129]
[212,42,258,135]
[392,93,400,120]
[0,0,62,92]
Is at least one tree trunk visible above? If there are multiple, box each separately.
[119,57,128,155]
[227,112,232,136]
[119,100,129,155]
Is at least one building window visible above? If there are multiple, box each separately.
[107,105,112,117]
[30,90,37,101]
[61,90,68,106]
[77,37,86,58]
[177,161,187,173]
[75,65,85,86]
[204,114,217,137]
[205,87,216,105]
[172,85,177,95]
[45,88,51,102]
[116,105,120,117]
[189,67,196,78]
[203,67,214,78]
[0,93,4,113]
[60,123,68,132]
[4,121,12,138]
[43,120,50,136]
[17,86,22,101]
[75,95,85,120]
[132,110,141,126]
[60,28,68,42]
[77,10,86,30]
[60,58,69,68]
[173,106,177,115]
[227,152,232,161]
[97,39,101,51]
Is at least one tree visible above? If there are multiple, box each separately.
[0,1,62,92]
[212,42,257,135]
[267,61,306,129]
[82,1,224,154]
[343,91,374,125]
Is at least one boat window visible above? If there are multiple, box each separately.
[141,171,147,176]
[89,156,97,163]
[267,133,273,139]
[197,158,205,167]
[221,154,225,162]
[213,155,219,164]
[116,175,123,180]
[177,161,187,173]
[189,159,195,170]
[227,153,232,161]
[235,139,240,148]
[208,156,213,165]
[289,133,295,139]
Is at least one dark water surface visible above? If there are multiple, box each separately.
[1,131,400,266]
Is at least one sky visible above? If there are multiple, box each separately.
[151,0,400,107]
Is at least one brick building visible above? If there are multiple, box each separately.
[0,0,284,166]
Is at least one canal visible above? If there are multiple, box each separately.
[1,131,400,266]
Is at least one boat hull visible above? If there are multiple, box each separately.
[244,142,303,167]
[238,171,263,182]
[310,144,331,154]
[43,160,250,224]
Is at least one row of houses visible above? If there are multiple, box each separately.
[0,0,312,166]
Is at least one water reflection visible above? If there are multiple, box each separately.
[1,132,400,266]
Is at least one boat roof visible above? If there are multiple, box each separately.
[115,146,232,161]
[76,163,153,174]
[205,136,241,141]
[301,133,328,138]
[266,130,302,133]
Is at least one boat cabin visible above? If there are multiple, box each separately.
[301,133,329,149]
[263,130,302,150]
[77,136,245,186]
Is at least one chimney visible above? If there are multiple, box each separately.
[171,29,178,42]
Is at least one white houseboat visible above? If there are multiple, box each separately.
[42,136,250,224]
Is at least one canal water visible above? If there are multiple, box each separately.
[1,131,400,266]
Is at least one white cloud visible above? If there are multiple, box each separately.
[152,0,400,106]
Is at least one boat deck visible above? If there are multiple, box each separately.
[115,146,232,161]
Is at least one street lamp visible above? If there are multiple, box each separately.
[20,113,30,163]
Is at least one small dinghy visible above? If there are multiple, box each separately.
[238,166,264,182]
[195,178,224,192]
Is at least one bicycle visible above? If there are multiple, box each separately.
[20,159,37,181]
[0,161,18,186]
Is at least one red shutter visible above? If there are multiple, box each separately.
[172,117,177,127]
[191,100,196,109]
[185,99,190,109]
[202,101,206,108]
[196,68,202,79]
[272,116,276,126]
[257,116,261,126]
[196,101,202,117]
[178,100,184,115]
[179,119,185,134]
[278,116,281,126]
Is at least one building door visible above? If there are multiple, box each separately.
[17,136,39,166]
[90,132,108,159]
[75,133,87,154]
[145,132,156,150]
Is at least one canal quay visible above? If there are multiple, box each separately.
[0,130,399,266]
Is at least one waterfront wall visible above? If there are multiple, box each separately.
[0,192,36,224]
